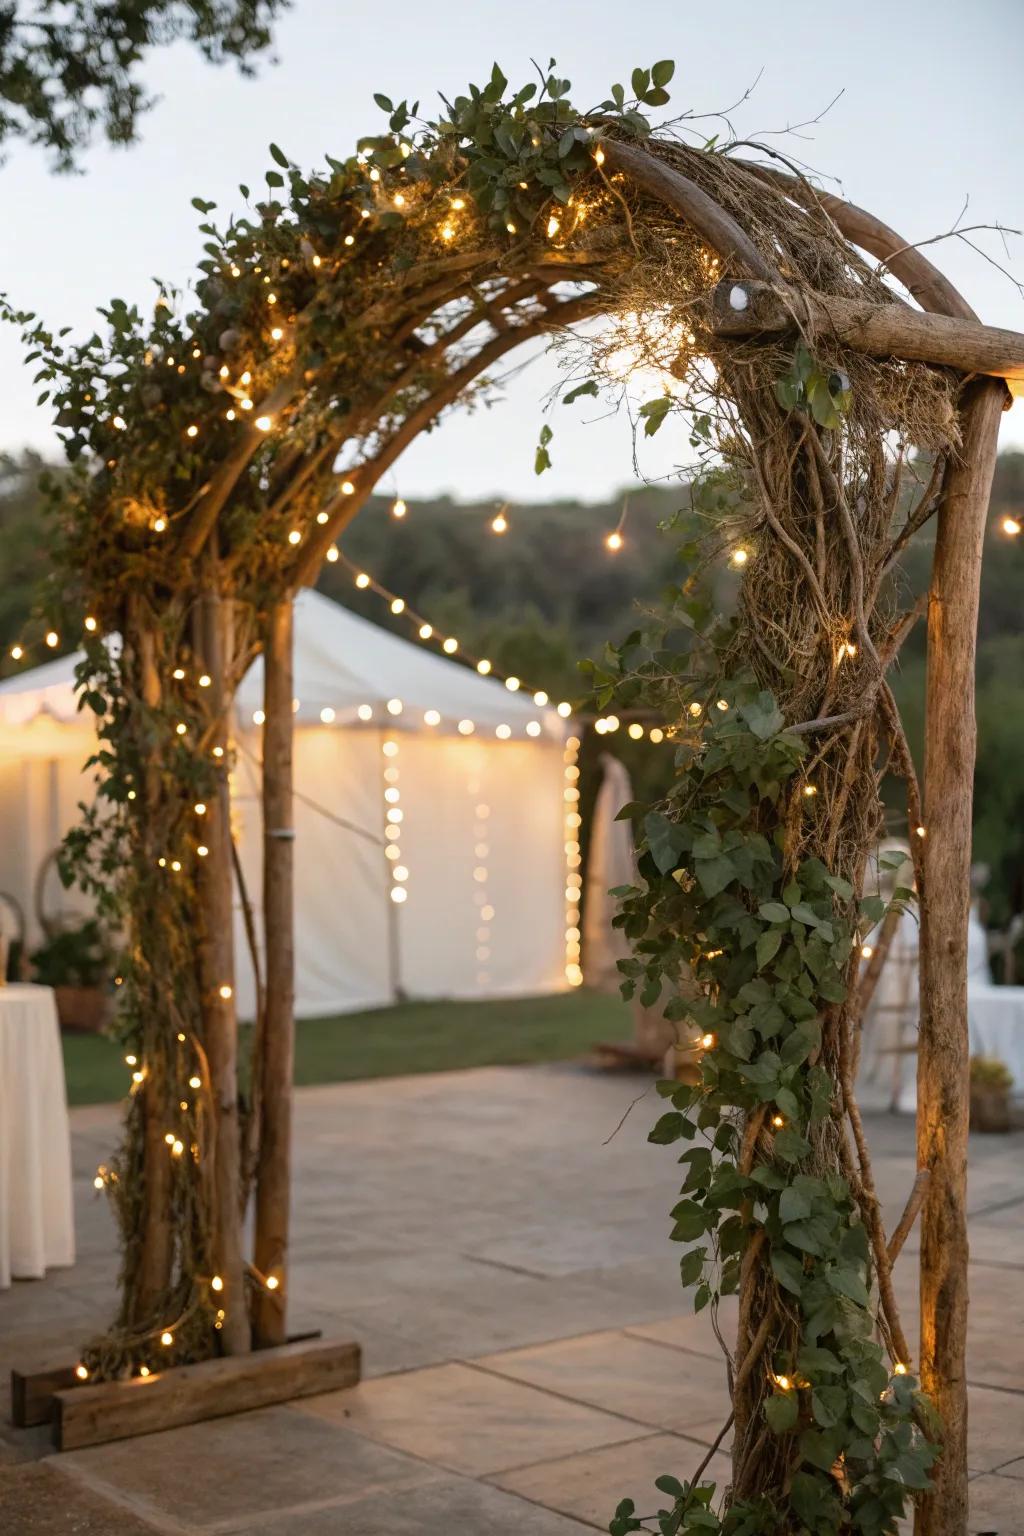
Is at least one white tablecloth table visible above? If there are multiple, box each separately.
[969,983,1024,1092]
[0,984,75,1288]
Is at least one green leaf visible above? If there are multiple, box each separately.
[654,1473,686,1498]
[765,1391,799,1433]
[649,1112,686,1145]
[771,1248,805,1295]
[695,855,734,897]
[265,169,284,187]
[779,1186,812,1223]
[756,929,783,970]
[827,1264,870,1307]
[645,811,685,874]
[758,902,790,924]
[268,142,289,167]
[563,380,599,404]
[651,59,676,87]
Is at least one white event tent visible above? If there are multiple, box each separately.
[0,591,574,1018]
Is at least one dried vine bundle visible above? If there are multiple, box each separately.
[4,56,1012,1531]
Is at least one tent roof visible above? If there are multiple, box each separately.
[0,590,567,742]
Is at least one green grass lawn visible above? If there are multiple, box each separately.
[61,989,634,1107]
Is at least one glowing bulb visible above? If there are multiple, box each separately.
[45,630,59,648]
[506,222,517,234]
[716,699,729,712]
[252,709,266,725]
[424,709,440,726]
[915,825,926,838]
[458,719,475,735]
[176,722,187,736]
[526,720,542,737]
[1001,515,1021,537]
[198,673,211,688]
[390,886,408,904]
[153,517,167,533]
[605,530,623,552]
[341,479,355,496]
[443,637,458,654]
[392,497,407,518]
[240,398,253,411]
[391,598,405,615]
[255,415,273,432]
[893,1362,908,1376]
[772,1114,785,1129]
[189,1075,201,1089]
[803,784,817,797]
[288,530,302,546]
[533,690,548,706]
[628,722,644,740]
[10,644,23,660]
[326,544,339,562]
[557,702,572,719]
[774,1374,791,1391]
[387,698,403,715]
[393,865,409,882]
[440,224,455,241]
[112,415,127,431]
[505,676,520,692]
[197,845,209,857]
[496,724,512,740]
[75,1364,89,1381]
[160,1331,174,1347]
[861,944,873,959]
[84,615,98,632]
[358,704,373,721]
[593,146,606,166]
[547,214,561,239]
[218,984,233,1000]
[344,234,355,246]
[139,1365,151,1378]
[730,547,749,567]
[271,326,284,341]
[451,197,466,210]
[211,1275,224,1292]
[418,623,433,639]
[265,1275,280,1290]
[355,572,371,589]
[132,1070,144,1084]
[700,1033,716,1049]
[382,739,399,757]
[186,424,199,439]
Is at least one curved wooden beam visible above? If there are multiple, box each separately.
[601,140,778,282]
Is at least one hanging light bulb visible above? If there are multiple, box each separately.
[392,498,407,518]
[490,511,508,535]
[606,530,623,552]
[443,637,458,654]
[477,659,492,675]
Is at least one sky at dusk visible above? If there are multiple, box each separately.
[1,0,1022,504]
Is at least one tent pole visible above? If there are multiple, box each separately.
[915,377,1006,1536]
[253,596,296,1347]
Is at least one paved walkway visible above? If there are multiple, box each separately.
[1,1065,1022,1533]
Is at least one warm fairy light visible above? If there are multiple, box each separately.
[240,398,253,411]
[225,409,236,421]
[271,326,284,341]
[265,1275,280,1290]
[729,547,749,567]
[391,598,405,615]
[198,673,211,688]
[358,704,373,721]
[774,1374,791,1391]
[861,944,873,959]
[505,676,520,692]
[390,886,408,904]
[160,1331,174,1347]
[219,365,230,379]
[382,740,399,757]
[93,1174,105,1190]
[716,699,729,712]
[176,722,187,736]
[320,707,336,724]
[605,530,623,552]
[392,497,407,518]
[451,197,466,210]
[10,644,23,660]
[771,1113,785,1129]
[326,545,340,562]
[266,293,278,305]
[153,516,168,532]
[212,745,225,758]
[186,424,199,439]
[139,1365,151,1378]
[650,727,664,742]
[253,709,266,725]
[189,1075,201,1089]
[424,709,440,726]
[802,784,818,798]
[418,623,433,639]
[496,724,511,740]
[45,630,59,648]
[288,530,302,546]
[211,1275,224,1292]
[255,415,273,432]
[197,845,209,858]
[893,1362,908,1376]
[1001,515,1021,537]
[355,572,371,588]
[170,859,182,873]
[506,222,517,234]
[316,511,329,525]
[477,659,492,675]
[341,479,356,495]
[533,690,548,706]
[218,984,233,1000]
[490,510,508,534]
[440,224,455,241]
[164,1132,175,1146]
[132,1070,144,1084]
[443,637,458,654]
[628,722,644,740]
[194,802,206,815]
[458,719,475,735]
[172,1139,184,1156]
[526,721,542,737]
[75,1364,89,1380]
[915,825,926,838]
[547,214,561,239]
[84,615,98,632]
[387,698,403,715]
[557,702,572,719]
[700,1032,716,1049]
[593,145,606,166]
[112,415,127,431]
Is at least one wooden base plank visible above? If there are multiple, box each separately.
[51,1338,361,1452]
[10,1365,80,1428]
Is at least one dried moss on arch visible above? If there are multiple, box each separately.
[9,57,1012,1535]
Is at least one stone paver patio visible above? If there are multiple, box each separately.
[1,1063,1022,1533]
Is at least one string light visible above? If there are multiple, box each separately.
[650,727,664,743]
[211,1275,224,1292]
[771,1113,786,1129]
[458,719,474,735]
[392,498,407,518]
[424,709,440,726]
[729,547,749,567]
[265,1275,280,1290]
[341,479,356,496]
[564,736,584,986]
[153,516,167,533]
[915,825,926,838]
[557,702,572,719]
[326,545,340,562]
[84,615,98,632]
[390,597,405,615]
[593,145,606,166]
[45,630,59,648]
[160,1331,174,1347]
[186,424,199,439]
[1001,515,1021,537]
[861,944,873,959]
[477,659,492,675]
[605,530,623,552]
[288,530,302,546]
[139,1365,151,1378]
[802,784,818,798]
[489,510,508,534]
[10,644,23,660]
[628,722,644,740]
[358,704,373,721]
[700,1032,716,1049]
[773,1374,792,1391]
[533,690,548,706]
[505,676,520,692]
[194,802,206,815]
[75,1364,89,1381]
[255,415,273,432]
[218,984,233,1000]
[443,637,458,654]
[355,572,371,589]
[893,1362,908,1376]
[418,623,433,640]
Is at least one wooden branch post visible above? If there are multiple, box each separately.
[915,377,1006,1536]
[253,597,296,1346]
[196,586,250,1356]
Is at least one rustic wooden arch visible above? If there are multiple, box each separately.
[18,93,1024,1533]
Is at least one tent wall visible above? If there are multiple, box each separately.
[0,724,95,948]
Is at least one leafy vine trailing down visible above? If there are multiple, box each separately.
[3,52,962,1527]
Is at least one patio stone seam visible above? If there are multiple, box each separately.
[200,1470,451,1533]
[46,1457,194,1536]
[463,1363,721,1456]
[481,1427,666,1486]
[965,1378,1024,1397]
[621,1327,733,1372]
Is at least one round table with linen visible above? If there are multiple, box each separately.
[0,984,75,1288]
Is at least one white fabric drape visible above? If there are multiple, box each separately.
[583,754,636,994]
[0,984,75,1288]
